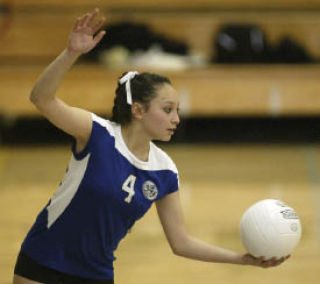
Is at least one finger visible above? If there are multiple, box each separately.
[256,256,274,268]
[83,12,93,27]
[87,8,100,27]
[267,257,285,267]
[276,258,285,265]
[276,256,288,265]
[79,13,90,27]
[93,30,106,45]
[270,257,280,266]
[270,257,277,262]
[261,262,271,268]
[93,17,106,33]
[74,17,82,31]
[262,259,275,268]
[254,256,265,267]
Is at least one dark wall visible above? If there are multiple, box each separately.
[1,115,320,145]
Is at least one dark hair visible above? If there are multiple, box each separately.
[111,72,171,125]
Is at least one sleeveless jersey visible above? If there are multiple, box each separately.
[21,113,179,280]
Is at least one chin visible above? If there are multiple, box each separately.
[161,135,172,142]
[153,135,171,142]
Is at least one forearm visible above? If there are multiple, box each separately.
[30,49,80,104]
[174,235,244,265]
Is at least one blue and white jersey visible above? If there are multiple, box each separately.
[21,113,179,280]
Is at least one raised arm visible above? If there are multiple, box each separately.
[156,191,289,268]
[30,8,106,150]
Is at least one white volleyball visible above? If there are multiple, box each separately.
[239,199,302,260]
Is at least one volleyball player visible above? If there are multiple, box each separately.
[13,8,289,284]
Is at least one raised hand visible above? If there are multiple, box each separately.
[68,8,106,55]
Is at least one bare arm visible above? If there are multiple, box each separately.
[30,9,106,148]
[156,191,289,268]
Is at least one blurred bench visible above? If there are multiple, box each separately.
[1,64,320,117]
[2,10,320,61]
[2,2,320,118]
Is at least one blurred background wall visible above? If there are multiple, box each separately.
[1,0,320,143]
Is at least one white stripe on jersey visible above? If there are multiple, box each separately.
[91,113,179,174]
[46,154,90,228]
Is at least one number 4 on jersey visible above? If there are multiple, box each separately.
[122,175,136,203]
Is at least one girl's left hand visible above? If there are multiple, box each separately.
[242,253,290,268]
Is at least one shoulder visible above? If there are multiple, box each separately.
[72,114,118,158]
[150,142,178,174]
[91,113,118,137]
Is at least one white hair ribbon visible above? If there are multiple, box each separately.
[119,71,139,105]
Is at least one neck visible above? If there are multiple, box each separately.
[121,122,151,162]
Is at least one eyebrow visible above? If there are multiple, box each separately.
[161,101,180,108]
[160,99,179,104]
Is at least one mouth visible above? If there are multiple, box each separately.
[167,128,176,134]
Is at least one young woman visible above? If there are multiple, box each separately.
[13,8,289,284]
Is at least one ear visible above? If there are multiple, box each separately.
[131,102,146,120]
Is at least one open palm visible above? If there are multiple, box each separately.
[68,8,106,54]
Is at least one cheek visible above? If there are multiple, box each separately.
[145,110,167,127]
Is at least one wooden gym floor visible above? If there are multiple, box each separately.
[0,143,319,283]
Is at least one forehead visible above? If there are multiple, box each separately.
[153,83,179,104]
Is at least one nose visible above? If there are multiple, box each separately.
[172,110,180,126]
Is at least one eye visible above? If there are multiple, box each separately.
[164,107,172,114]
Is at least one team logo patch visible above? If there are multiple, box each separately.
[142,181,158,201]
